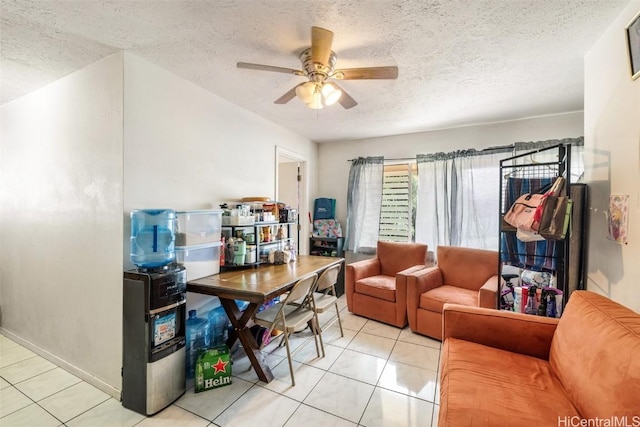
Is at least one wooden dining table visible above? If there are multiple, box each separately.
[186,255,344,383]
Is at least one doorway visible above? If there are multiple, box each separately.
[275,147,308,256]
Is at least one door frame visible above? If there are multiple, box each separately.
[275,146,309,255]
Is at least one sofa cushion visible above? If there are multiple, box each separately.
[355,276,396,302]
[440,337,580,427]
[549,291,640,418]
[421,285,477,312]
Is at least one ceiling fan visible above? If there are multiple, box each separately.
[237,26,399,110]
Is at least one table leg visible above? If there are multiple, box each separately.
[219,298,274,383]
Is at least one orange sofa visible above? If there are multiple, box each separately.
[346,241,427,327]
[406,246,499,340]
[438,291,640,426]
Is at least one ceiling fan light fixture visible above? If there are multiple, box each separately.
[321,83,342,106]
[307,91,324,109]
[296,81,316,104]
[239,26,399,110]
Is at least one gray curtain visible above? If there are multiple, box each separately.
[414,138,583,253]
[415,150,508,251]
[344,156,384,254]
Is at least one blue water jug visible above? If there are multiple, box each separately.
[130,209,176,267]
[185,309,209,380]
[235,300,250,311]
[208,305,229,347]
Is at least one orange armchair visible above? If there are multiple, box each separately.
[406,245,498,340]
[346,241,428,328]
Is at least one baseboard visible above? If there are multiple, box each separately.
[0,328,121,400]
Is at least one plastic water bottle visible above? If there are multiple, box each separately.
[185,310,209,379]
[130,209,176,267]
[235,300,249,311]
[525,286,538,315]
[208,306,229,347]
[546,292,557,318]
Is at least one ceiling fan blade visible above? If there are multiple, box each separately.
[330,82,358,109]
[311,26,334,66]
[274,84,303,104]
[237,62,304,76]
[333,66,399,80]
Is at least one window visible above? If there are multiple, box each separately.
[379,163,417,242]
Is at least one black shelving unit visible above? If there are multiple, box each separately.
[498,144,571,314]
[310,236,345,297]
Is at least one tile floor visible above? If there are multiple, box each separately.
[0,295,441,426]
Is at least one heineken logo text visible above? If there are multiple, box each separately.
[205,376,231,388]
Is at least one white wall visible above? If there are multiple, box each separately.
[318,112,584,229]
[584,1,640,312]
[0,54,124,395]
[123,53,317,311]
[0,52,317,396]
[123,53,316,267]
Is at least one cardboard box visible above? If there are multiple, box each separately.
[195,346,232,392]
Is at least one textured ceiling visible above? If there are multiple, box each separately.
[0,0,630,143]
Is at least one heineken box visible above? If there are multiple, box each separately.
[195,346,232,392]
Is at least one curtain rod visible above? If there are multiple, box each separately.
[347,156,415,162]
[347,137,584,162]
[346,144,516,162]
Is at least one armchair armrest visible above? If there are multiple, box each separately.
[478,275,498,309]
[396,264,428,298]
[442,303,559,360]
[397,264,427,278]
[407,266,443,296]
[347,258,381,282]
[405,266,442,329]
[346,258,381,311]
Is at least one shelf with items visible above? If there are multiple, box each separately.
[498,144,571,318]
[220,199,298,227]
[309,236,344,296]
[221,222,296,269]
[309,236,344,257]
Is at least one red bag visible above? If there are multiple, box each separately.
[533,177,566,227]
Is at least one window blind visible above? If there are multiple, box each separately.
[379,164,415,242]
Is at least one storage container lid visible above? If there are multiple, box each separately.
[175,209,223,215]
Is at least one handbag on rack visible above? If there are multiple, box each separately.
[504,192,545,231]
[504,177,564,233]
[539,198,573,240]
[535,177,565,230]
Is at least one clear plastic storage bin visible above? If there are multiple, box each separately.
[175,210,222,246]
[175,242,222,281]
